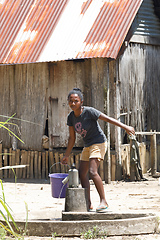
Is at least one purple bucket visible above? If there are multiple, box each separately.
[49,173,68,198]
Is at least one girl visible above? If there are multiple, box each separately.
[61,88,135,212]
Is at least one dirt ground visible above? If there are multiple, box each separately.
[22,235,160,240]
[2,173,160,240]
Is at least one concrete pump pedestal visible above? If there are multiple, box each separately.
[65,188,88,212]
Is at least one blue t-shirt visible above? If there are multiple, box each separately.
[67,106,107,147]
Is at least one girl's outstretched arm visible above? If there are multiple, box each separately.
[61,126,76,164]
[99,113,135,136]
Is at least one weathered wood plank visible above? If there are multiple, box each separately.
[21,150,27,179]
[49,151,54,174]
[42,151,46,179]
[15,149,20,178]
[111,155,116,181]
[30,151,34,179]
[27,151,31,179]
[45,151,49,178]
[3,149,8,178]
[0,144,3,179]
[151,133,157,176]
[9,148,12,178]
[54,152,60,173]
[10,149,16,178]
[34,151,38,179]
[38,152,42,179]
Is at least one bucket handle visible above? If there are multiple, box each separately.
[49,162,70,174]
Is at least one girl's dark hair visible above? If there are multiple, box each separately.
[68,88,83,101]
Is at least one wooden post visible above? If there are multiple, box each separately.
[21,150,27,179]
[130,139,135,181]
[15,149,20,178]
[10,149,16,178]
[38,152,42,179]
[27,151,31,179]
[3,149,8,178]
[150,131,157,176]
[49,151,54,173]
[111,154,116,181]
[0,144,3,179]
[45,150,49,178]
[54,152,60,173]
[30,151,34,179]
[115,60,122,180]
[34,151,38,179]
[42,151,46,179]
[104,61,111,183]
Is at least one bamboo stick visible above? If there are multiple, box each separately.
[45,151,49,178]
[3,149,8,178]
[30,151,34,179]
[15,149,20,178]
[49,151,54,174]
[42,151,46,179]
[27,151,31,179]
[9,148,12,178]
[10,149,16,178]
[54,152,60,173]
[38,152,42,179]
[135,132,160,135]
[150,133,157,176]
[0,144,3,179]
[34,151,38,179]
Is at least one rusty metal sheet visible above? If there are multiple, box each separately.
[0,0,143,64]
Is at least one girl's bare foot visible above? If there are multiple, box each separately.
[89,202,93,210]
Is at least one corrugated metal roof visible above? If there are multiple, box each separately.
[0,0,143,64]
[132,0,160,37]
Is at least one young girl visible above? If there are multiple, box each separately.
[61,88,135,212]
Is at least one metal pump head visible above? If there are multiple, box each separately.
[69,163,79,188]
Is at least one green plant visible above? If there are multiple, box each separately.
[0,113,24,144]
[0,225,7,239]
[0,179,20,238]
[80,225,108,239]
[0,114,28,239]
[51,232,57,239]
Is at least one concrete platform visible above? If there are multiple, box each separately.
[13,213,158,237]
[62,211,155,221]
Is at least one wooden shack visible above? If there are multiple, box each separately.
[0,0,160,180]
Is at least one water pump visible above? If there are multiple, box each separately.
[62,163,79,188]
[64,163,89,212]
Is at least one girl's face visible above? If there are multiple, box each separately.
[68,94,82,111]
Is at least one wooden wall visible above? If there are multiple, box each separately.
[0,59,108,151]
[0,63,48,151]
[118,43,160,170]
[47,58,108,149]
[119,43,160,142]
[0,43,160,177]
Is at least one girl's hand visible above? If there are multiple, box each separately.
[61,156,69,165]
[125,126,135,136]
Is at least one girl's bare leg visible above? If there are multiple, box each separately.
[89,158,108,207]
[79,161,93,209]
